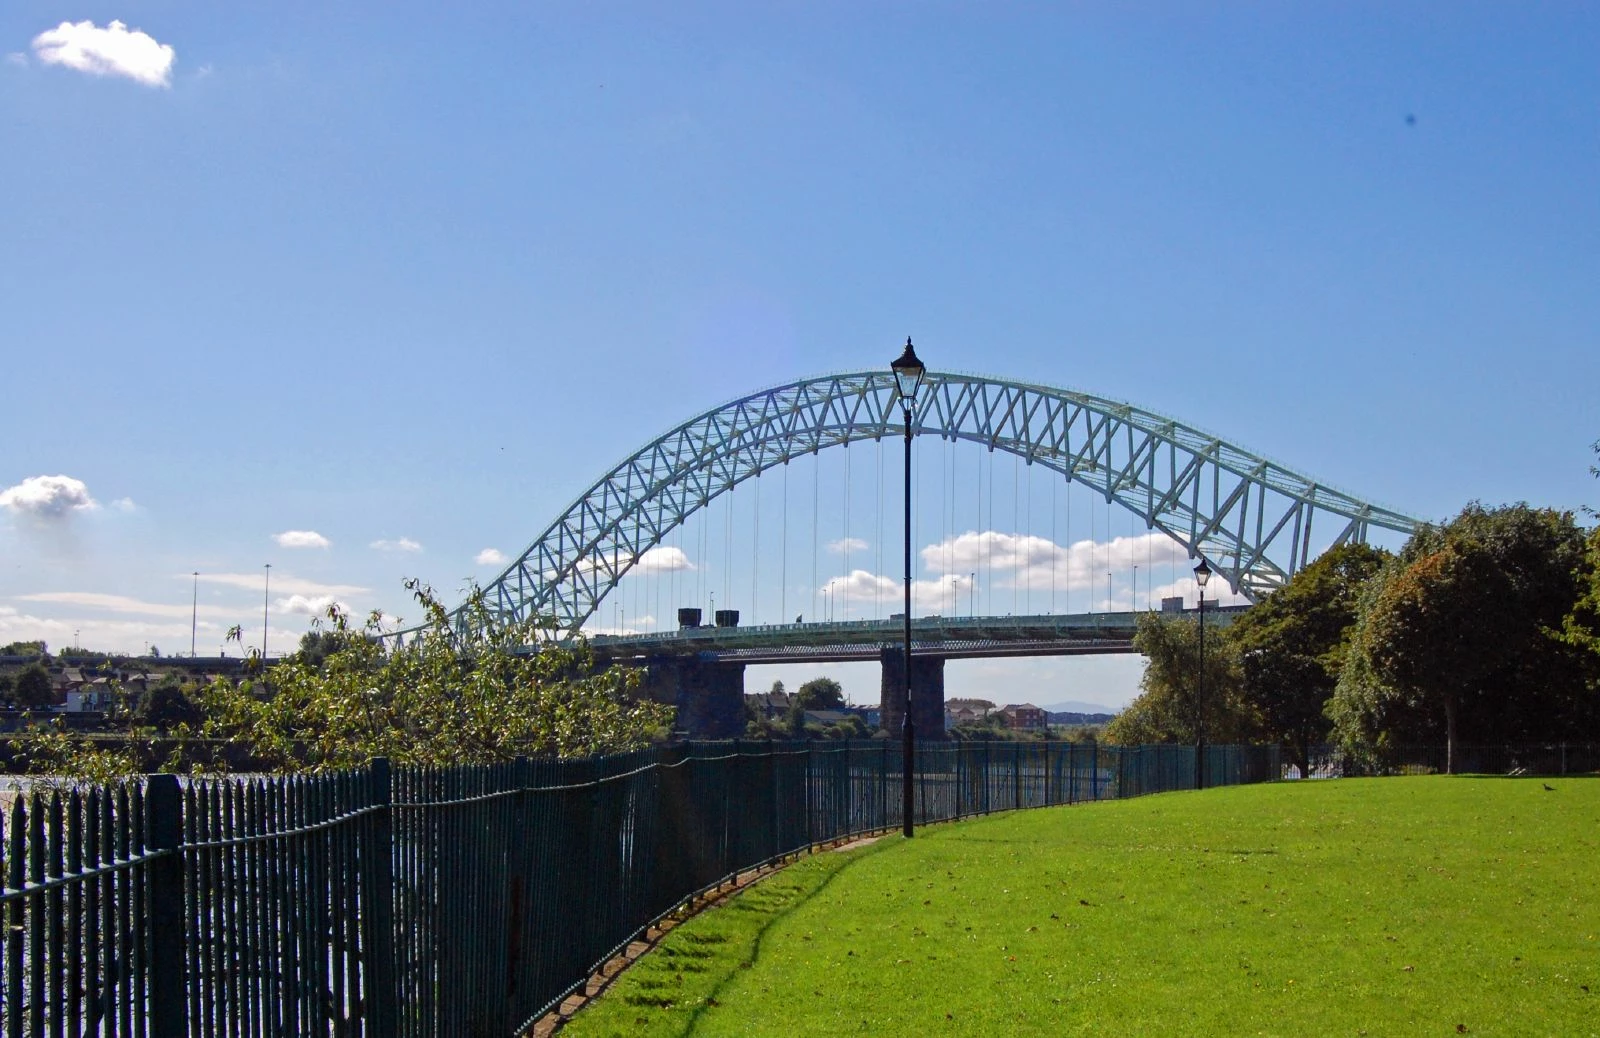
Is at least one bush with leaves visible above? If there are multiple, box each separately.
[198,580,674,773]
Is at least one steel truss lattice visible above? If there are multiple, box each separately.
[420,370,1418,643]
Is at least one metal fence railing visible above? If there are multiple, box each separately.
[1302,742,1600,778]
[0,739,1277,1036]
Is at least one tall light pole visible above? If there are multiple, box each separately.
[892,337,926,838]
[191,571,199,658]
[1193,557,1212,790]
[262,563,272,660]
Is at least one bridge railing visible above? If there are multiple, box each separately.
[0,740,1277,1037]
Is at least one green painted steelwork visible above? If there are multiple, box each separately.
[394,370,1419,647]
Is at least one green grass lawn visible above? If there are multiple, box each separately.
[561,777,1600,1037]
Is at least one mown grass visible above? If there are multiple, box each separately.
[561,777,1600,1037]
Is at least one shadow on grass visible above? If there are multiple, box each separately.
[662,840,894,1036]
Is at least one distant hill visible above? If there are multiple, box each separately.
[1039,700,1120,716]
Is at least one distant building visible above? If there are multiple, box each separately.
[994,704,1048,730]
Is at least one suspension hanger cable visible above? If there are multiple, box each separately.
[781,460,788,624]
[843,443,851,621]
[752,470,760,625]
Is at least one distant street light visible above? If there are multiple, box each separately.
[1193,557,1212,790]
[263,563,272,660]
[892,337,927,838]
[191,571,199,658]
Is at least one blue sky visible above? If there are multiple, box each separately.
[2,4,1596,709]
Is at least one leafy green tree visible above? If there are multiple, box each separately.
[1,641,46,657]
[135,675,203,731]
[1331,503,1593,771]
[785,676,846,733]
[1227,543,1389,777]
[12,663,55,710]
[0,672,13,703]
[1104,612,1251,745]
[199,580,674,772]
[1561,442,1600,666]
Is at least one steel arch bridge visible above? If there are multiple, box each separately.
[429,370,1418,642]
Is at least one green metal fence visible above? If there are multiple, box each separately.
[0,739,1277,1036]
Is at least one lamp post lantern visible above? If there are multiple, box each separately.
[1193,557,1212,790]
[892,337,927,838]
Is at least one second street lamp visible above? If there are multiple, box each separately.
[1193,557,1212,791]
[891,337,927,838]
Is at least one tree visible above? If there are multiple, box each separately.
[1331,503,1593,772]
[1227,543,1389,777]
[793,677,845,711]
[0,673,11,702]
[1561,442,1600,666]
[1104,613,1251,745]
[198,581,674,772]
[785,676,845,733]
[12,663,55,710]
[2,641,46,657]
[135,675,203,731]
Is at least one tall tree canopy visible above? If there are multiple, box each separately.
[1227,543,1389,776]
[1330,503,1594,771]
[1104,612,1251,746]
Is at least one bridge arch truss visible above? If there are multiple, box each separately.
[443,371,1417,641]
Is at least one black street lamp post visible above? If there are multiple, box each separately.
[1193,557,1212,790]
[891,337,926,838]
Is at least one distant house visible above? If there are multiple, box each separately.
[745,688,792,720]
[802,710,856,728]
[945,698,995,728]
[994,704,1048,730]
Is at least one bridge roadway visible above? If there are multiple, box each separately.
[588,605,1247,665]
[590,606,1247,739]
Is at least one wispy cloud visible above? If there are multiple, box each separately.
[827,537,869,555]
[191,572,368,597]
[475,548,506,566]
[5,52,27,68]
[17,591,232,620]
[31,20,175,88]
[0,474,99,521]
[370,537,422,553]
[273,530,330,549]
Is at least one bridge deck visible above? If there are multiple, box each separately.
[589,606,1245,663]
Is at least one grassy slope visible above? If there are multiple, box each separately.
[562,778,1600,1037]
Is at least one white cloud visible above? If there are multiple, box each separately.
[370,537,422,553]
[18,591,231,620]
[273,529,330,549]
[635,546,693,573]
[111,497,138,512]
[827,537,869,555]
[475,548,507,566]
[5,52,27,68]
[0,474,99,520]
[922,530,1194,595]
[191,572,368,597]
[275,594,343,617]
[31,19,175,88]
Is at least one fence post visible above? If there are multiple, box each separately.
[361,757,399,1038]
[145,774,185,1038]
[1561,743,1567,776]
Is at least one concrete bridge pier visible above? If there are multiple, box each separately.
[640,658,747,739]
[878,648,946,739]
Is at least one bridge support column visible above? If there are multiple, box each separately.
[878,649,946,740]
[640,658,746,739]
